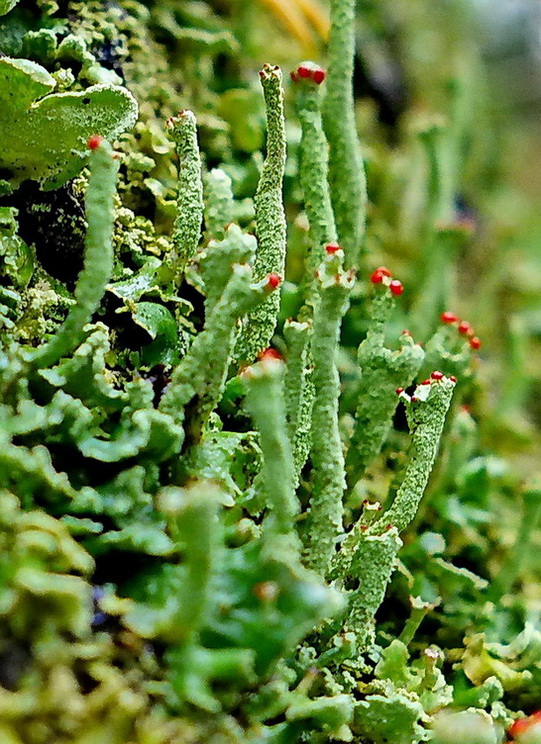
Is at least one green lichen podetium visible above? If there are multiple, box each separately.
[236,64,287,363]
[346,287,425,484]
[303,248,355,576]
[322,0,367,268]
[294,74,337,273]
[0,57,137,190]
[342,376,455,650]
[203,168,235,241]
[159,266,279,444]
[167,110,204,274]
[283,318,314,483]
[30,139,118,370]
[373,375,456,535]
[243,357,300,554]
[347,527,403,651]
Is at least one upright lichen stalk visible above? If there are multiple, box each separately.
[30,137,118,369]
[322,0,367,268]
[168,110,204,275]
[236,64,287,363]
[304,247,354,575]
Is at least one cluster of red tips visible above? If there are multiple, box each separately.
[290,63,326,85]
[87,134,103,150]
[266,273,281,290]
[370,266,391,283]
[325,242,341,254]
[509,712,541,742]
[370,266,403,296]
[440,311,482,351]
[259,348,282,362]
[440,311,459,324]
[417,371,455,389]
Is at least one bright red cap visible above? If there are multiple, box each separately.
[458,320,472,335]
[87,134,103,150]
[259,348,282,361]
[390,279,404,296]
[395,387,404,395]
[450,375,457,383]
[325,242,341,254]
[376,266,392,277]
[469,336,482,350]
[297,64,312,78]
[441,311,459,324]
[312,68,326,84]
[509,712,541,741]
[420,379,431,385]
[370,269,384,284]
[431,370,444,380]
[266,273,281,290]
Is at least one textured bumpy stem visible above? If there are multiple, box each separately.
[372,377,456,534]
[322,0,367,268]
[283,319,314,482]
[236,65,286,363]
[168,110,204,271]
[295,81,337,271]
[203,168,235,241]
[31,140,118,369]
[347,527,402,651]
[346,290,425,483]
[304,251,354,575]
[244,358,300,549]
[159,266,278,435]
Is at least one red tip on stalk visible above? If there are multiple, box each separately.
[509,712,541,741]
[441,311,459,324]
[370,269,384,284]
[290,70,299,82]
[420,379,431,385]
[266,273,282,290]
[395,387,404,395]
[431,370,444,380]
[389,279,404,296]
[87,134,103,150]
[469,336,482,350]
[376,266,392,277]
[450,375,457,383]
[402,329,412,336]
[411,396,419,402]
[259,348,282,362]
[312,68,326,84]
[325,242,341,254]
[458,320,472,335]
[252,581,279,602]
[297,64,312,78]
